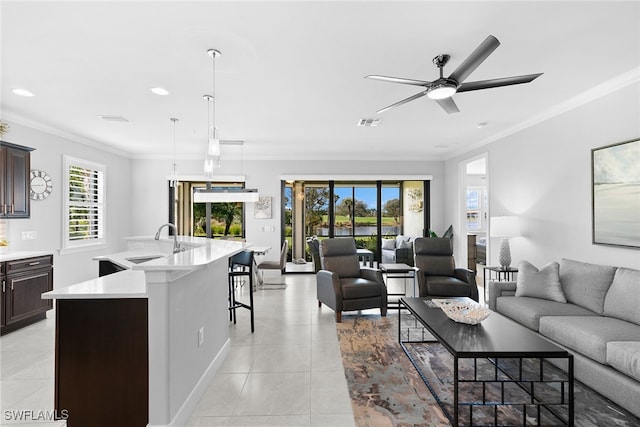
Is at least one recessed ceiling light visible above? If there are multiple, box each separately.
[12,88,34,97]
[150,87,169,96]
[97,115,130,123]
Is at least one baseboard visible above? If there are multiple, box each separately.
[147,338,231,427]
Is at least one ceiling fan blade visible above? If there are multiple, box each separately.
[376,91,428,113]
[448,35,500,84]
[456,73,543,93]
[434,97,460,114]
[365,75,431,87]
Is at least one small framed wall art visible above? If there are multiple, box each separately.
[254,196,272,219]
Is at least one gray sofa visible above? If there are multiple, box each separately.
[488,258,640,418]
[381,235,415,266]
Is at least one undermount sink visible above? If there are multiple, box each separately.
[125,255,164,264]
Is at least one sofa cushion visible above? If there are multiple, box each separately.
[539,316,640,364]
[397,239,411,249]
[381,239,396,250]
[496,297,596,331]
[515,261,566,303]
[603,267,640,325]
[560,258,616,314]
[606,341,640,382]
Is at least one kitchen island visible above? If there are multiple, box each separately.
[43,236,247,427]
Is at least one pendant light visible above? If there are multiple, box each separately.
[169,117,179,188]
[204,48,221,176]
[195,141,260,203]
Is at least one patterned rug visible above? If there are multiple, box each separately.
[336,313,640,427]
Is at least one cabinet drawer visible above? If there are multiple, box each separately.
[6,255,53,274]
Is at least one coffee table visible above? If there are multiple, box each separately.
[399,297,574,427]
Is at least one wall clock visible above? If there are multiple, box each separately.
[30,170,53,200]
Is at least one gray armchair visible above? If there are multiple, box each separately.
[414,237,479,302]
[317,238,388,322]
[306,237,321,273]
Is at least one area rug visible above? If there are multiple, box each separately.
[336,313,640,427]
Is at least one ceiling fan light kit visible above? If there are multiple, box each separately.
[366,34,542,114]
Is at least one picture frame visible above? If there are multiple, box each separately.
[591,138,640,248]
[254,196,272,219]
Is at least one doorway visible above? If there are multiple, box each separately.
[459,155,489,274]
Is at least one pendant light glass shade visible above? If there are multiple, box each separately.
[203,155,221,177]
[208,127,221,157]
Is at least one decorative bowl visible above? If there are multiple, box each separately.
[440,301,491,325]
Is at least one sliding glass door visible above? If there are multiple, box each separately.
[283,179,429,272]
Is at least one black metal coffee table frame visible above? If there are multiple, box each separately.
[398,297,574,427]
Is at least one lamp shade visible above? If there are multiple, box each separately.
[490,216,521,238]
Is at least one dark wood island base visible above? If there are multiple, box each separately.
[55,298,148,427]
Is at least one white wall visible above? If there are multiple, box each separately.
[130,157,447,259]
[445,82,640,270]
[3,121,132,287]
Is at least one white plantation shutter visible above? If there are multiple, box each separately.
[62,156,106,252]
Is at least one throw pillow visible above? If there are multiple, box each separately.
[515,261,567,303]
[397,239,411,249]
[381,239,396,250]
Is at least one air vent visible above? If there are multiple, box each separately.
[357,118,381,127]
[98,115,129,123]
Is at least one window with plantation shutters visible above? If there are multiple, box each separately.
[61,156,106,252]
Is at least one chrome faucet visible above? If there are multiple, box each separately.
[154,223,183,254]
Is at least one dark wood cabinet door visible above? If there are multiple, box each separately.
[1,263,5,328]
[4,146,30,217]
[5,268,53,325]
[0,147,5,216]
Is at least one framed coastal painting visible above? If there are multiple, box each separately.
[591,138,640,248]
[254,196,272,219]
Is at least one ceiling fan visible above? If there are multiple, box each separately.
[365,35,543,114]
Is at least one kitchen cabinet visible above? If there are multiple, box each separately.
[1,254,53,335]
[0,141,33,218]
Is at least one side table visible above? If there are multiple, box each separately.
[356,248,374,267]
[380,263,416,307]
[483,266,518,302]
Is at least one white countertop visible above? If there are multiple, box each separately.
[0,251,54,262]
[94,236,247,271]
[42,269,147,299]
[43,236,248,299]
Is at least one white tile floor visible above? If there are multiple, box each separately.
[0,273,356,427]
[0,270,483,426]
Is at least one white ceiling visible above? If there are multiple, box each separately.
[2,1,639,161]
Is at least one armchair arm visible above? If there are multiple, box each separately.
[415,268,427,298]
[361,267,384,285]
[454,268,479,302]
[317,270,342,311]
[361,268,388,307]
[487,280,516,311]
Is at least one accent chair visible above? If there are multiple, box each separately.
[317,237,388,322]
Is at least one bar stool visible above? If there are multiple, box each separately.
[228,250,255,333]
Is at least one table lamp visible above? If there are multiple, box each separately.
[490,216,521,269]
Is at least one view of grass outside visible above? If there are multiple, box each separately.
[193,201,243,237]
[285,182,406,264]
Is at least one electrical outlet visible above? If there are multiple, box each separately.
[198,327,204,347]
[21,231,37,240]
